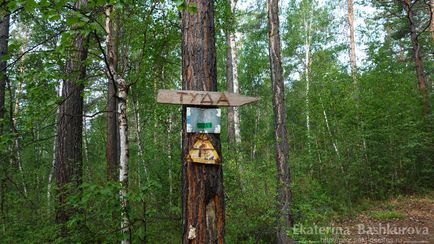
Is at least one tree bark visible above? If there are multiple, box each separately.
[0,11,10,133]
[105,5,131,243]
[48,83,63,213]
[225,0,241,145]
[402,1,429,107]
[55,0,89,233]
[347,0,357,85]
[430,0,434,42]
[106,64,119,182]
[267,0,293,242]
[181,0,224,242]
[304,15,312,161]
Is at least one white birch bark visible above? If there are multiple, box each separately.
[319,97,340,158]
[167,113,173,207]
[131,87,149,184]
[47,82,62,212]
[117,78,130,244]
[12,30,28,197]
[12,83,27,197]
[106,5,130,243]
[304,13,312,159]
[226,0,241,144]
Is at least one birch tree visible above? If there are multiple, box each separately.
[105,4,131,243]
[225,0,241,145]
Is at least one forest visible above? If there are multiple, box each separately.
[0,0,433,243]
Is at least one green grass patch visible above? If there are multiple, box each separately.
[369,210,405,220]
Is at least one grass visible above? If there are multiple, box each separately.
[369,210,406,220]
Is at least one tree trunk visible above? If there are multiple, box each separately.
[0,12,10,133]
[131,87,149,184]
[267,0,293,242]
[181,0,224,242]
[347,0,357,85]
[48,83,62,213]
[403,1,429,110]
[12,71,27,197]
[430,0,434,42]
[304,15,312,162]
[0,12,8,233]
[225,0,241,145]
[55,0,89,234]
[105,5,131,243]
[106,64,119,182]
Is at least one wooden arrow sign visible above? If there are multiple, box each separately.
[157,89,259,107]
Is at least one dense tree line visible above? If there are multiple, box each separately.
[0,0,432,242]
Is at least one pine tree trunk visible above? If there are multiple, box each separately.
[347,0,357,85]
[0,12,10,133]
[403,1,429,111]
[106,67,119,182]
[181,0,224,242]
[55,0,89,234]
[267,0,293,242]
[105,5,131,243]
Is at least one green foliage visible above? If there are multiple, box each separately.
[369,210,406,220]
[0,0,432,243]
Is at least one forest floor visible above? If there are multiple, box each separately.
[334,191,434,243]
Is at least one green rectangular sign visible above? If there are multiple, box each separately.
[197,122,213,129]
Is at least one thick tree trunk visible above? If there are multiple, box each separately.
[105,5,131,243]
[106,69,119,182]
[267,0,293,242]
[0,12,10,133]
[55,0,89,233]
[347,0,357,84]
[181,0,224,242]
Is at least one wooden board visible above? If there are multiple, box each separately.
[157,89,259,107]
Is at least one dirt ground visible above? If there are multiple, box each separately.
[335,193,434,244]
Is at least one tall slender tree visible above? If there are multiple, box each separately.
[225,0,241,145]
[105,4,131,242]
[0,8,9,133]
[267,0,293,242]
[401,1,429,100]
[430,0,434,42]
[54,0,89,235]
[181,0,224,242]
[347,0,357,84]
